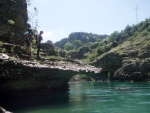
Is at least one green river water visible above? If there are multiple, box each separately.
[1,82,150,113]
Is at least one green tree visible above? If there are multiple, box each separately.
[28,7,38,29]
[73,40,82,49]
[64,42,73,51]
[109,31,119,42]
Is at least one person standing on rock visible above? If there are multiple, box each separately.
[25,31,31,55]
[36,31,44,58]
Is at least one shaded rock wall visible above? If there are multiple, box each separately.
[0,0,27,45]
[114,58,150,81]
[93,52,122,81]
[0,59,74,96]
[0,54,101,96]
[93,51,150,82]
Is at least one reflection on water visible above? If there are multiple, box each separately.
[0,82,150,113]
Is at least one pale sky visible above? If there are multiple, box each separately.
[28,0,150,43]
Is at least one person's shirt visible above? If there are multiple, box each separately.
[37,34,43,45]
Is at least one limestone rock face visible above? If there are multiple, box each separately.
[114,58,150,81]
[0,54,101,96]
[93,50,150,81]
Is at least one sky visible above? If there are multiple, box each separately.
[28,0,150,43]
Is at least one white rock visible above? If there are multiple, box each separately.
[0,106,13,113]
[0,53,9,60]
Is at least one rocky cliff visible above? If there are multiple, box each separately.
[0,0,27,45]
[0,53,101,97]
[93,29,150,82]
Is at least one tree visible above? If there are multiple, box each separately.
[28,7,38,29]
[64,43,73,51]
[73,40,82,49]
[109,31,119,42]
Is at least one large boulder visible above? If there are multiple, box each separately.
[93,52,122,80]
[41,41,67,57]
[114,58,150,81]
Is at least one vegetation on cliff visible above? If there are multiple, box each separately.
[94,19,150,81]
[56,18,150,81]
[55,32,108,50]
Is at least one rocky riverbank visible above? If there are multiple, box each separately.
[0,53,101,96]
[94,46,150,82]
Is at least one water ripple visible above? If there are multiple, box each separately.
[138,102,150,104]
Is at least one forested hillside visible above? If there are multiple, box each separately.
[64,18,150,81]
[55,32,108,50]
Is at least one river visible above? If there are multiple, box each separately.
[1,82,150,113]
